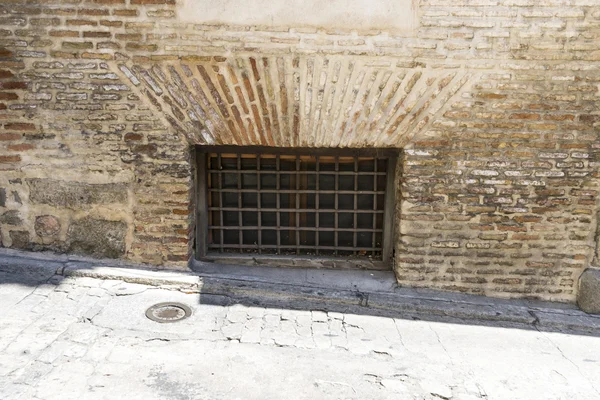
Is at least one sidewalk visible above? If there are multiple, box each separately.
[1,250,600,399]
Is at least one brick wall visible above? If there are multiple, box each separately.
[1,0,599,301]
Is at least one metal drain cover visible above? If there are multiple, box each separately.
[145,302,192,323]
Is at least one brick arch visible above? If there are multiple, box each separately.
[116,56,471,149]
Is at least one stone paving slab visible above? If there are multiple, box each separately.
[1,251,600,335]
[1,259,600,399]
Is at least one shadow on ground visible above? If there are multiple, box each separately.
[1,250,599,338]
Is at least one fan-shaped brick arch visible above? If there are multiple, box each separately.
[118,56,471,148]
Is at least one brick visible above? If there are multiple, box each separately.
[83,31,112,38]
[4,123,35,131]
[62,41,94,50]
[66,19,98,26]
[78,9,110,16]
[130,0,175,3]
[50,30,80,37]
[0,155,21,163]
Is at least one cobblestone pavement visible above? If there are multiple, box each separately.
[1,268,600,400]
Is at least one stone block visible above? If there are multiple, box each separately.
[9,231,30,249]
[27,179,128,207]
[35,215,61,237]
[578,268,600,314]
[0,188,6,207]
[67,217,127,259]
[0,210,22,225]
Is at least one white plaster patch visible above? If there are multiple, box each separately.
[178,0,418,33]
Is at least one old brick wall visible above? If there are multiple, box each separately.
[1,0,599,301]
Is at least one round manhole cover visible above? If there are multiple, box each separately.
[145,302,192,323]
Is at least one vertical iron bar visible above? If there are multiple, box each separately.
[257,154,261,254]
[353,157,358,256]
[218,154,224,253]
[372,157,377,255]
[276,154,281,254]
[334,156,339,256]
[237,154,242,253]
[315,155,320,256]
[296,155,300,255]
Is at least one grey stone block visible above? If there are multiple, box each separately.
[0,210,22,225]
[67,217,127,259]
[27,179,128,207]
[577,268,600,314]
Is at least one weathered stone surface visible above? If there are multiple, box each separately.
[578,268,600,314]
[27,179,128,207]
[67,218,127,259]
[35,215,61,237]
[9,231,30,249]
[0,210,23,226]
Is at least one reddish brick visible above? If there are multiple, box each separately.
[0,155,21,163]
[0,133,21,141]
[8,143,34,151]
[510,113,540,120]
[131,0,175,4]
[0,92,18,101]
[0,81,26,90]
[4,123,35,131]
[86,0,126,3]
[0,70,14,79]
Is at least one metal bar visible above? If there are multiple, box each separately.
[353,157,358,256]
[237,153,242,253]
[257,154,261,254]
[372,157,377,253]
[208,207,385,213]
[315,155,319,256]
[296,155,300,255]
[382,157,397,264]
[201,148,391,261]
[276,154,281,254]
[207,170,387,176]
[195,151,208,259]
[207,244,382,251]
[208,188,385,194]
[218,154,224,253]
[209,226,383,232]
[334,156,339,256]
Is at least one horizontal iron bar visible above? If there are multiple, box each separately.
[207,170,387,176]
[209,189,385,195]
[208,207,384,213]
[207,244,382,251]
[210,226,383,232]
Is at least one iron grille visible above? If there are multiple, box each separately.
[196,147,397,263]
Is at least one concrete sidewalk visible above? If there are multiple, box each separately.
[1,250,599,334]
[1,250,600,399]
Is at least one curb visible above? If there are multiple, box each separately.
[1,252,599,334]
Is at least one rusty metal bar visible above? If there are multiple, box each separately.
[202,149,393,260]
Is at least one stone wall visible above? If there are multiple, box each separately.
[1,0,599,301]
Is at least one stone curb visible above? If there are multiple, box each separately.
[1,252,599,334]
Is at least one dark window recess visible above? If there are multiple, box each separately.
[196,147,397,262]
